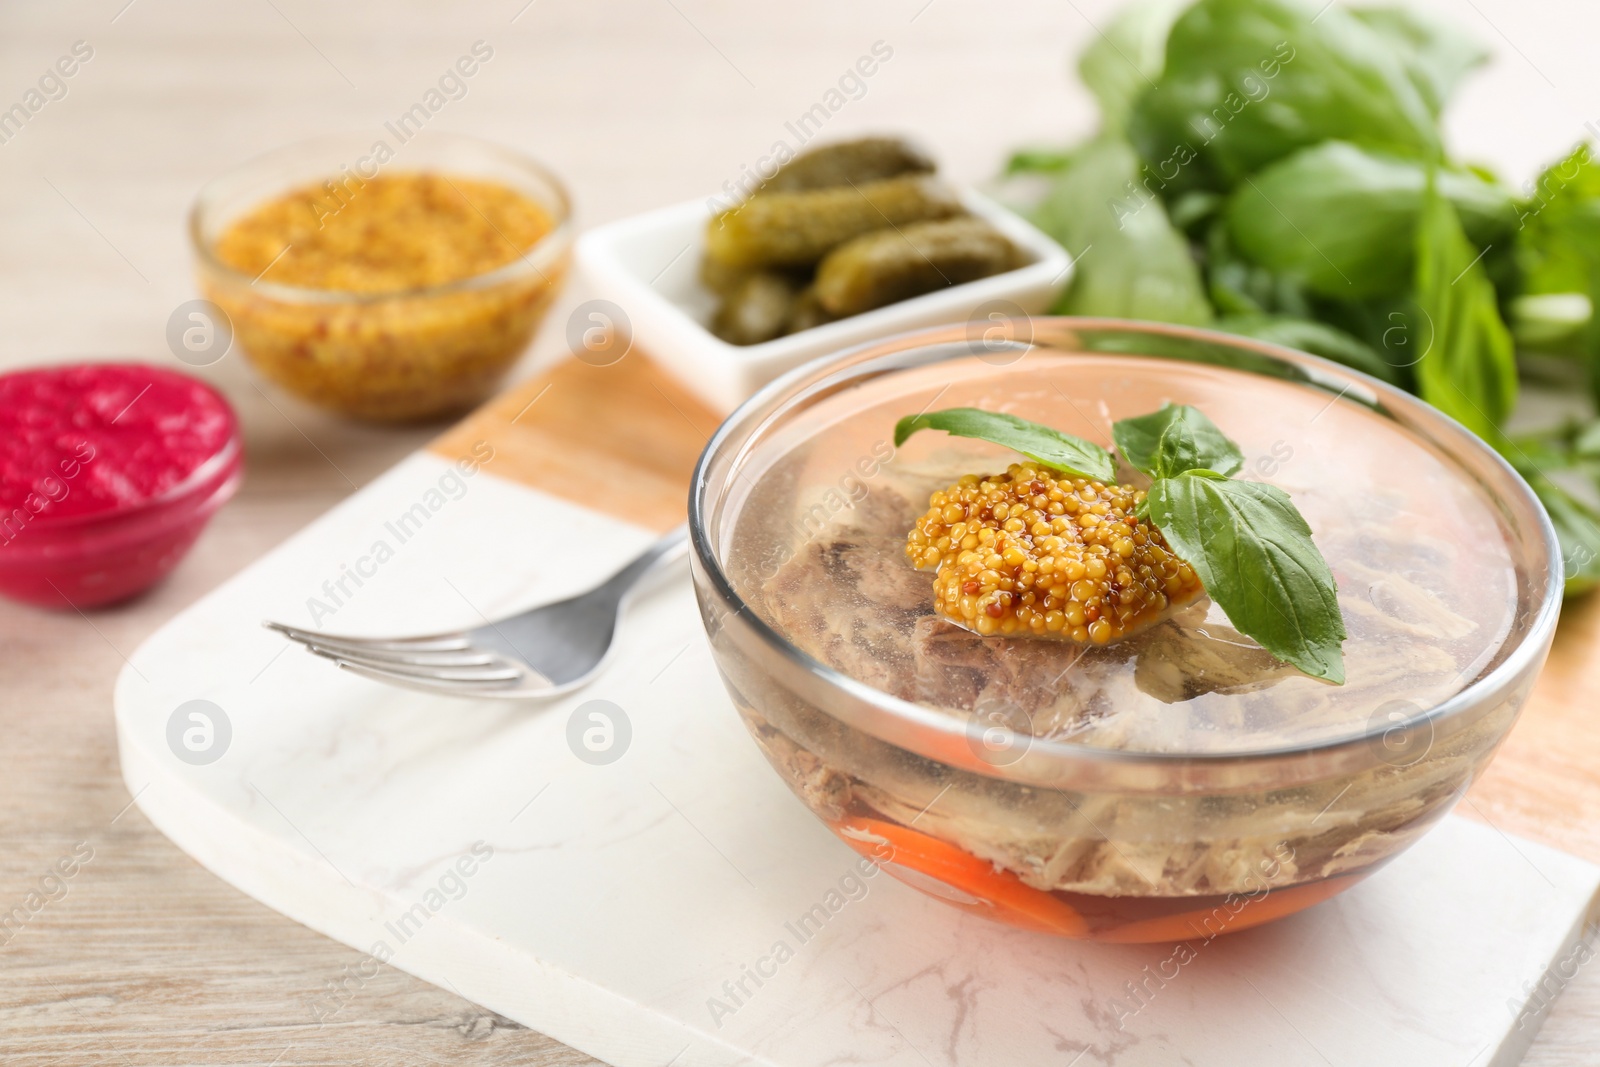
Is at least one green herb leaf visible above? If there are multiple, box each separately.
[1224,142,1516,300]
[1575,421,1600,459]
[1030,136,1214,326]
[1515,145,1600,298]
[1202,219,1316,319]
[894,408,1116,482]
[1414,176,1518,439]
[1126,0,1441,193]
[1503,444,1600,597]
[1146,473,1346,682]
[1216,313,1404,386]
[1509,293,1590,356]
[1525,472,1600,597]
[1077,0,1185,133]
[1508,145,1600,405]
[1113,404,1245,479]
[1351,6,1490,115]
[1003,146,1080,176]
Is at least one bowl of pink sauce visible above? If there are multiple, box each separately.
[0,362,243,608]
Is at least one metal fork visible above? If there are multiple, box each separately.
[266,525,690,699]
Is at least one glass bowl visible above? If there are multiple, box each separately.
[688,318,1561,943]
[190,132,573,422]
[0,363,243,608]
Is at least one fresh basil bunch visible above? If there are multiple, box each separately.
[1007,0,1600,594]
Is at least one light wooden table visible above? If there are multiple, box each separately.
[2,1,1598,1063]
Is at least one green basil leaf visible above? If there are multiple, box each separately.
[1505,435,1580,477]
[1350,6,1490,115]
[1030,136,1214,326]
[894,408,1116,482]
[1225,142,1517,300]
[1509,293,1590,356]
[1077,0,1186,133]
[1503,418,1600,472]
[1516,145,1600,298]
[1203,219,1316,319]
[1575,420,1600,459]
[1216,313,1404,386]
[1113,403,1245,479]
[1126,0,1441,193]
[1529,474,1600,596]
[1147,473,1346,682]
[1508,145,1600,402]
[1414,177,1518,439]
[1003,146,1080,176]
[1170,190,1225,233]
[1504,449,1600,597]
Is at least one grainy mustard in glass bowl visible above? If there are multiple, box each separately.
[190,133,572,421]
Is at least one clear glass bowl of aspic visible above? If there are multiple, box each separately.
[689,318,1560,943]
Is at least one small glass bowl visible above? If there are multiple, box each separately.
[190,133,573,422]
[0,364,242,608]
[688,319,1561,942]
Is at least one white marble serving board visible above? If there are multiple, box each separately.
[116,449,1600,1067]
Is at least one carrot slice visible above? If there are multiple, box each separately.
[833,817,1088,938]
[1092,872,1363,944]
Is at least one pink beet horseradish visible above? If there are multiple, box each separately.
[0,363,242,607]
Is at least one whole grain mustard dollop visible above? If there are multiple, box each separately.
[906,463,1203,643]
[214,173,552,293]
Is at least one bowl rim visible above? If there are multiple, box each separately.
[187,131,574,305]
[688,316,1564,776]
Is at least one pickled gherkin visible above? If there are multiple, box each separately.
[699,255,754,297]
[814,217,1024,316]
[698,137,1019,337]
[705,175,963,269]
[784,286,839,335]
[711,273,797,345]
[759,136,935,193]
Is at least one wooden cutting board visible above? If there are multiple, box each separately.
[430,352,715,535]
[432,350,1600,871]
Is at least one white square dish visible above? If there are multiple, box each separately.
[574,188,1073,411]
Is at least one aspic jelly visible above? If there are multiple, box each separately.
[692,322,1555,941]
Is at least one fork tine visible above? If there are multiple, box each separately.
[264,526,687,700]
[265,620,470,653]
[328,658,545,699]
[278,629,498,668]
[303,645,528,684]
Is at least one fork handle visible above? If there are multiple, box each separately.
[598,523,690,604]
